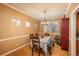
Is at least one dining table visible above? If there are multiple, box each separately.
[30,36,53,55]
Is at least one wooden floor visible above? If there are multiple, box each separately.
[7,43,69,56]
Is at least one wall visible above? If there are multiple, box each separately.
[39,18,61,41]
[66,3,79,56]
[0,4,40,55]
[39,18,61,34]
[66,4,78,17]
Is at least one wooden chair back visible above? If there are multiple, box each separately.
[29,33,40,56]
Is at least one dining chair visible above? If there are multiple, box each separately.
[30,33,41,56]
[31,36,41,56]
[29,34,34,48]
[35,33,39,38]
[29,34,34,42]
[29,33,47,56]
[44,32,50,36]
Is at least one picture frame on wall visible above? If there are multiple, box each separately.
[44,21,59,33]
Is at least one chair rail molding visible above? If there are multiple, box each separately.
[0,34,29,42]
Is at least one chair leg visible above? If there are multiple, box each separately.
[49,48,51,55]
[49,47,52,55]
[32,48,33,56]
[44,52,45,56]
[39,50,40,56]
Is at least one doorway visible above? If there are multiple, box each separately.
[76,12,79,56]
[70,5,79,56]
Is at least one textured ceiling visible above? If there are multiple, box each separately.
[7,3,69,20]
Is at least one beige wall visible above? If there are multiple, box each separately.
[66,3,79,56]
[0,4,40,55]
[66,3,78,17]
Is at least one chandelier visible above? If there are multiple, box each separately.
[44,10,47,25]
[41,10,48,24]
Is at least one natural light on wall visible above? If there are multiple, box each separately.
[11,18,21,26]
[25,22,30,27]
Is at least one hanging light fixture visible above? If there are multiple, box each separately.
[44,10,46,25]
[41,10,49,24]
[41,10,46,24]
[44,10,49,25]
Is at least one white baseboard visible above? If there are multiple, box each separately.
[1,43,29,56]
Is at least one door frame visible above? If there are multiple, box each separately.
[70,4,79,56]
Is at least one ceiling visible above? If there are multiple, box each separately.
[7,3,69,20]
